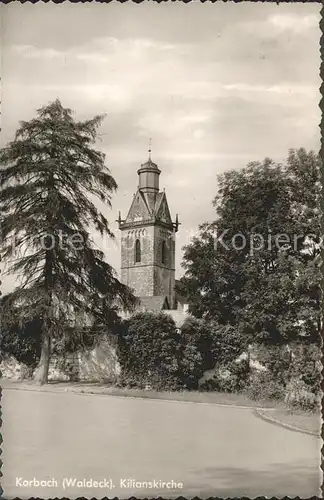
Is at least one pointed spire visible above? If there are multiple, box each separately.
[139,138,160,171]
[174,213,180,232]
[116,210,123,227]
[148,138,152,161]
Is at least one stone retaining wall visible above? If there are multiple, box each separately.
[0,334,120,383]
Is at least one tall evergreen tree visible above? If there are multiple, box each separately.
[0,99,136,384]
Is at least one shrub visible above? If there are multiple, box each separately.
[0,318,42,368]
[117,371,148,389]
[284,378,320,412]
[178,319,247,390]
[251,344,291,385]
[209,323,247,366]
[117,312,181,390]
[227,359,250,391]
[199,359,250,393]
[244,371,286,401]
[178,343,203,389]
[178,317,213,389]
[288,343,321,395]
[243,343,321,408]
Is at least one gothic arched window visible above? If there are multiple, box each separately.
[135,239,141,263]
[161,240,167,265]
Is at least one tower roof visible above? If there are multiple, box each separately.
[138,140,161,172]
[138,158,160,172]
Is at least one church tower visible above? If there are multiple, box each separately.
[118,150,179,310]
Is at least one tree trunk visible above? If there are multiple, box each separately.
[247,345,251,371]
[35,323,52,385]
[35,241,54,385]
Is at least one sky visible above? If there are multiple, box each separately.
[0,2,321,293]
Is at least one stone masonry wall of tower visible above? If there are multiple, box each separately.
[118,154,178,309]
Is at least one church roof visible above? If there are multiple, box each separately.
[175,293,188,305]
[154,192,164,212]
[154,191,173,224]
[175,279,189,305]
[138,295,170,312]
[124,189,152,223]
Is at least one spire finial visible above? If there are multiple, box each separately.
[148,138,152,161]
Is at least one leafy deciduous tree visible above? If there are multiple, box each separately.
[180,149,320,345]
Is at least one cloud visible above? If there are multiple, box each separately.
[137,110,214,142]
[1,3,320,290]
[223,83,316,96]
[268,13,318,32]
[237,11,318,38]
[12,44,63,59]
[11,36,179,65]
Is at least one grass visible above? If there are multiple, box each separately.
[81,386,269,405]
[2,378,278,407]
[3,379,320,434]
[259,408,321,435]
[59,381,283,408]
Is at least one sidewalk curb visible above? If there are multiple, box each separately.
[69,387,271,410]
[253,408,320,437]
[2,382,271,411]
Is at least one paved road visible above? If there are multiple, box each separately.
[2,388,321,498]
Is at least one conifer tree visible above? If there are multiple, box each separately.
[0,99,136,384]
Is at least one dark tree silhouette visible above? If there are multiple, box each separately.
[0,99,136,384]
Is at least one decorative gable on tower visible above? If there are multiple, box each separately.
[155,192,172,225]
[125,190,151,223]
